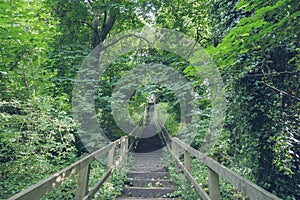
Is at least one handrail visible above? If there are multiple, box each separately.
[8,136,129,200]
[8,110,147,200]
[158,120,281,200]
[128,114,145,151]
[128,113,145,138]
[8,104,282,200]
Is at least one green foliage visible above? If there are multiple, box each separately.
[49,44,90,98]
[153,0,212,46]
[40,157,131,200]
[96,168,129,199]
[209,0,300,198]
[93,157,132,200]
[164,150,250,200]
[208,0,245,47]
[168,166,200,199]
[162,151,201,200]
[41,176,77,200]
[0,0,57,100]
[155,102,180,136]
[1,0,298,199]
[0,97,77,198]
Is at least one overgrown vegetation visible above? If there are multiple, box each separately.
[0,98,77,198]
[208,0,299,199]
[0,0,298,199]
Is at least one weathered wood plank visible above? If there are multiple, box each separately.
[208,167,220,200]
[171,137,282,200]
[7,140,117,200]
[184,150,191,172]
[168,148,211,200]
[75,164,91,200]
[172,140,180,172]
[82,169,112,200]
[107,144,116,168]
[123,137,128,160]
[83,143,129,200]
[203,157,281,200]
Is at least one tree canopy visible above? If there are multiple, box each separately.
[0,0,299,199]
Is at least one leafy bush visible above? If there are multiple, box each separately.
[0,97,77,198]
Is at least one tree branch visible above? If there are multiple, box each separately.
[102,11,107,31]
[245,70,299,77]
[74,20,101,44]
[103,34,152,50]
[262,82,300,101]
[99,11,117,43]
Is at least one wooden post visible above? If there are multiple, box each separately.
[75,164,90,200]
[208,167,221,200]
[108,144,115,168]
[184,150,191,172]
[172,140,179,158]
[107,145,115,182]
[172,140,180,171]
[123,137,128,161]
[119,137,128,166]
[120,139,125,160]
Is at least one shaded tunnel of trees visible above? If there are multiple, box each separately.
[0,0,299,199]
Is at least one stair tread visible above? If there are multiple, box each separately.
[128,179,173,186]
[129,171,169,173]
[121,186,175,198]
[132,168,167,172]
[118,118,177,199]
[117,198,179,200]
[128,179,173,182]
[123,186,174,189]
[128,172,170,179]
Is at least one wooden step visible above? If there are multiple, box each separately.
[118,128,178,199]
[128,179,174,187]
[121,186,175,198]
[132,167,168,172]
[117,197,180,200]
[128,171,170,179]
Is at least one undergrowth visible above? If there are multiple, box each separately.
[39,155,132,200]
[162,148,250,200]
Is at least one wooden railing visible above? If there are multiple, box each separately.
[7,104,282,200]
[8,136,129,200]
[158,119,281,200]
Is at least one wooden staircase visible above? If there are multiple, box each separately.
[117,149,177,199]
[7,102,282,200]
[117,119,178,200]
